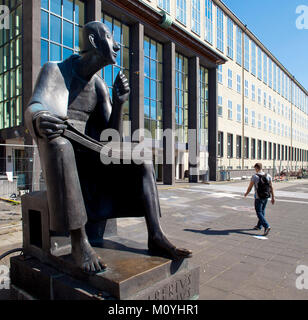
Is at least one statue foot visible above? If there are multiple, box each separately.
[71,232,107,273]
[148,234,192,260]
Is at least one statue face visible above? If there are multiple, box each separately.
[93,23,120,66]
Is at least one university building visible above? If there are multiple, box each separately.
[0,0,307,187]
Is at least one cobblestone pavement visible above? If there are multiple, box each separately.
[1,179,308,300]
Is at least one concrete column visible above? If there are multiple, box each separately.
[22,0,41,191]
[130,23,144,142]
[188,56,200,183]
[163,42,175,185]
[86,0,102,22]
[208,67,218,181]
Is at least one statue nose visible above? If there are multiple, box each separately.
[114,42,120,52]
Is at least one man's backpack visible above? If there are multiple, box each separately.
[256,174,271,199]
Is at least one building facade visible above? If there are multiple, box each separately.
[0,0,307,187]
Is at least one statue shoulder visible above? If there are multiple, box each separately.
[94,74,110,98]
[40,61,60,74]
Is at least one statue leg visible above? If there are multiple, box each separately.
[141,163,192,260]
[38,137,106,272]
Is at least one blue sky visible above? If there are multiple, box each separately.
[221,0,308,91]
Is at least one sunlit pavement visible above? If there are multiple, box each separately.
[118,179,308,300]
[1,179,308,299]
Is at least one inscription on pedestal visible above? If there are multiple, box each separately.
[134,267,200,300]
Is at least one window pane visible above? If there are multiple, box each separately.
[144,57,150,77]
[41,10,49,39]
[63,47,73,60]
[50,43,61,61]
[63,0,73,21]
[50,14,61,43]
[63,21,74,48]
[123,24,129,47]
[123,47,129,70]
[113,20,121,44]
[104,65,112,87]
[16,66,22,95]
[144,37,150,57]
[50,0,61,15]
[41,40,48,65]
[0,48,3,74]
[144,98,150,117]
[75,0,85,25]
[41,0,49,10]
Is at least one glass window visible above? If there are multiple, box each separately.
[273,63,277,91]
[41,0,85,65]
[228,100,233,120]
[263,53,267,84]
[236,104,241,122]
[236,26,242,65]
[204,0,213,44]
[244,80,248,97]
[268,58,272,88]
[144,36,163,140]
[244,137,249,159]
[191,0,201,35]
[228,69,232,89]
[252,84,255,101]
[251,138,256,159]
[278,68,281,94]
[102,14,130,122]
[251,41,256,76]
[244,107,248,125]
[176,0,187,25]
[218,132,223,158]
[244,34,249,71]
[227,134,233,158]
[218,95,223,117]
[63,0,74,21]
[258,88,261,104]
[0,2,23,129]
[237,75,241,93]
[216,7,224,52]
[199,66,209,145]
[158,0,170,13]
[227,17,233,59]
[218,65,222,84]
[175,52,188,143]
[236,135,242,159]
[257,47,262,80]
[51,0,61,15]
[251,110,255,127]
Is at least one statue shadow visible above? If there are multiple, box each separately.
[93,238,185,274]
[184,228,259,237]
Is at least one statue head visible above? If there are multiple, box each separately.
[81,21,120,66]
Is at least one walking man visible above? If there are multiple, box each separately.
[244,163,275,236]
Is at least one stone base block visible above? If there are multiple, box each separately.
[10,237,199,300]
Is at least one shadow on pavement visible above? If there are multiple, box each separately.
[184,227,258,236]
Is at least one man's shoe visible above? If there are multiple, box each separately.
[253,226,261,230]
[264,227,271,236]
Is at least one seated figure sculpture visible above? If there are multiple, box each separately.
[25,21,192,273]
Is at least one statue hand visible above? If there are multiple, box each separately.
[113,71,130,105]
[35,113,68,140]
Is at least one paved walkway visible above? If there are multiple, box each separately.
[1,179,308,300]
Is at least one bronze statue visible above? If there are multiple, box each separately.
[25,21,192,273]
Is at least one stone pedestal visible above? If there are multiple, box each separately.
[10,236,199,300]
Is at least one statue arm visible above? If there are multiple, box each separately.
[25,63,67,141]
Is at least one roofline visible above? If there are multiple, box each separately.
[215,0,308,96]
[105,0,227,65]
